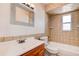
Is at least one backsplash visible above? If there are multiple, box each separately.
[0,36,26,42]
[0,33,45,42]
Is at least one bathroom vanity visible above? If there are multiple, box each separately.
[20,44,45,56]
[0,38,45,56]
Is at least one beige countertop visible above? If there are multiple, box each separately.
[0,37,44,56]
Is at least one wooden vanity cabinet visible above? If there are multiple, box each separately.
[20,44,45,56]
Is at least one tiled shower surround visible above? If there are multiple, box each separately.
[48,10,79,46]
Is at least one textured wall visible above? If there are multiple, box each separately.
[48,11,79,46]
[0,3,46,42]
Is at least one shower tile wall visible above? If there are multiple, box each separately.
[48,11,79,46]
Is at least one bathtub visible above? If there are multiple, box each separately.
[47,42,79,56]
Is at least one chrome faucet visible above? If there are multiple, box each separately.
[17,39,25,43]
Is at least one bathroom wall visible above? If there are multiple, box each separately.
[45,13,49,36]
[48,10,79,46]
[0,3,46,41]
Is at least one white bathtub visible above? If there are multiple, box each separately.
[47,42,79,56]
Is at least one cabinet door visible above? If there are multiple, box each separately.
[20,44,45,56]
[37,48,45,56]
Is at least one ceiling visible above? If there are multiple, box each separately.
[39,3,79,14]
[46,3,79,14]
[33,3,79,14]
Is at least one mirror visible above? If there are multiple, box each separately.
[11,3,34,26]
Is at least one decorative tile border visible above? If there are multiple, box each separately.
[0,33,45,42]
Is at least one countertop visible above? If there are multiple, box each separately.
[0,38,44,56]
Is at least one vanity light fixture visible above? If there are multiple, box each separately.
[22,3,34,9]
